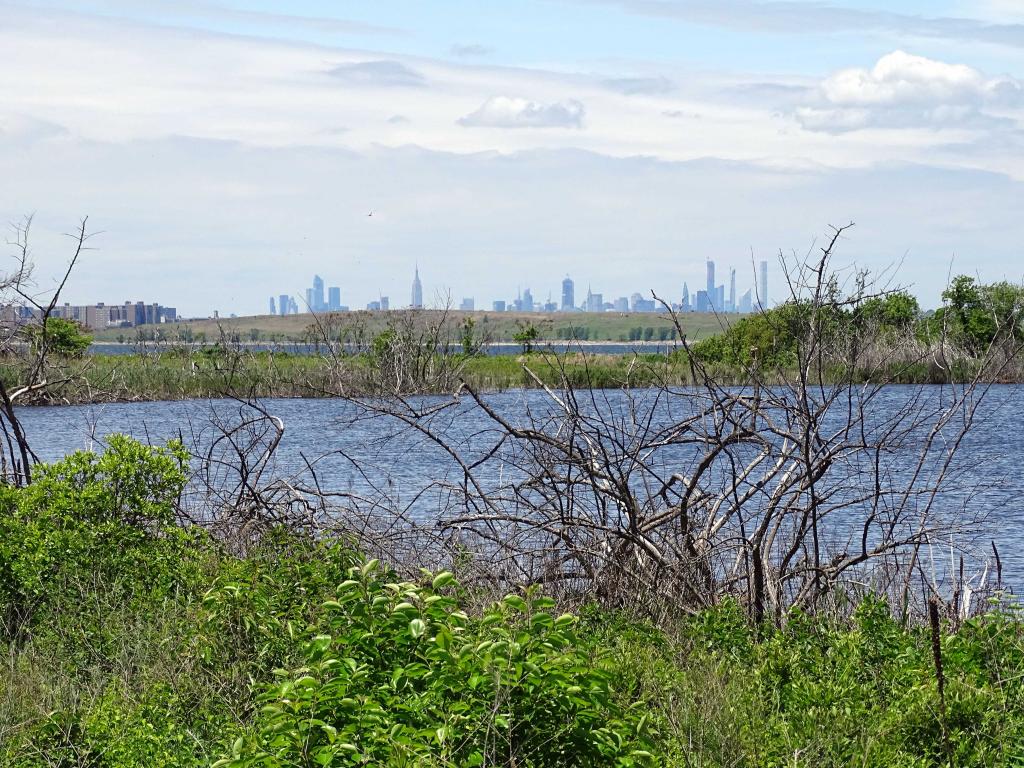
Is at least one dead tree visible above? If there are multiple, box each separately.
[319,226,1013,624]
[0,216,91,485]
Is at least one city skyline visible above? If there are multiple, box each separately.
[264,259,770,318]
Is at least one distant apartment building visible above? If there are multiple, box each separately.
[492,300,506,312]
[41,301,177,329]
[460,297,475,311]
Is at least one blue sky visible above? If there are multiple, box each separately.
[2,0,1024,314]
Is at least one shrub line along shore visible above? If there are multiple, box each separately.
[1,348,1011,406]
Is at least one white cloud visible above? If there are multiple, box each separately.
[6,5,1016,171]
[796,51,1024,132]
[602,76,675,95]
[457,97,586,128]
[577,0,1024,51]
[327,60,426,87]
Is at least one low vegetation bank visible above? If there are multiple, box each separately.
[1,438,1023,766]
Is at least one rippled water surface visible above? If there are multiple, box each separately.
[13,386,1024,585]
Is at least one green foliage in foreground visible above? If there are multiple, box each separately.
[2,438,1024,766]
[219,572,653,768]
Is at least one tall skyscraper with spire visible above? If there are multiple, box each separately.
[411,266,423,309]
[758,260,768,310]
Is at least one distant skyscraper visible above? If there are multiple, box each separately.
[328,286,341,311]
[411,266,423,309]
[522,288,534,312]
[279,294,290,316]
[561,276,575,311]
[380,296,390,311]
[716,285,725,312]
[289,297,298,314]
[311,275,325,312]
[681,282,690,311]
[460,297,474,311]
[695,289,710,313]
[615,297,629,312]
[739,289,753,314]
[706,260,715,299]
[759,260,768,309]
[729,269,736,313]
[493,300,506,312]
[586,288,603,313]
[366,300,381,311]
[268,297,277,315]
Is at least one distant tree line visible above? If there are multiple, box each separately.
[690,276,1024,368]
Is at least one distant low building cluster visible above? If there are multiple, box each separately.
[2,301,177,329]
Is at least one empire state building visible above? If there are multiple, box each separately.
[411,266,423,309]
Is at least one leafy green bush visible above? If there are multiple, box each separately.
[26,316,92,357]
[219,563,655,767]
[0,434,194,640]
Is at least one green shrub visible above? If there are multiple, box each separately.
[26,316,92,357]
[219,563,655,767]
[0,435,194,640]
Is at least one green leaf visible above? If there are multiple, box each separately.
[432,571,456,590]
[503,595,528,612]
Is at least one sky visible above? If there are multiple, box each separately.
[2,0,1024,315]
